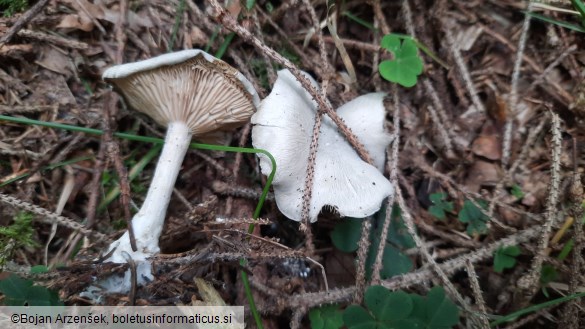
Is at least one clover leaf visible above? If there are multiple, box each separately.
[310,304,344,329]
[330,218,362,253]
[494,245,521,273]
[428,192,454,221]
[408,287,460,329]
[379,34,423,88]
[0,274,62,306]
[366,244,412,279]
[458,199,489,235]
[343,286,459,329]
[510,185,524,200]
[343,286,417,329]
[331,206,413,281]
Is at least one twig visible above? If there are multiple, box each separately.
[465,260,490,329]
[211,180,274,201]
[502,306,558,329]
[354,218,372,303]
[370,0,390,35]
[0,0,51,46]
[442,20,485,114]
[251,11,276,85]
[517,111,562,299]
[257,8,317,74]
[121,251,137,306]
[290,307,306,329]
[299,108,321,255]
[279,224,542,311]
[297,0,330,251]
[0,192,107,240]
[426,105,454,157]
[503,0,534,168]
[16,29,88,49]
[114,0,128,63]
[104,93,136,251]
[402,0,460,156]
[0,104,57,114]
[395,184,467,308]
[561,138,584,329]
[524,45,577,96]
[372,88,399,285]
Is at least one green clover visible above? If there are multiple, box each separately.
[379,34,424,88]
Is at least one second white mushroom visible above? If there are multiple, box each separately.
[251,69,393,222]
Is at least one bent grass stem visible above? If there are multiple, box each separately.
[0,114,275,327]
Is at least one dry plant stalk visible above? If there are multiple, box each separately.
[0,0,51,45]
[465,260,490,329]
[354,219,372,303]
[395,186,467,308]
[0,193,107,240]
[560,140,584,329]
[279,223,542,311]
[442,20,485,115]
[371,88,400,285]
[517,112,562,299]
[402,1,458,157]
[297,0,332,250]
[503,0,535,168]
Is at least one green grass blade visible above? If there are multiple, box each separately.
[169,0,186,51]
[525,11,585,33]
[245,0,255,10]
[341,11,376,31]
[490,291,585,326]
[572,0,585,19]
[215,32,236,59]
[98,144,163,210]
[0,155,94,187]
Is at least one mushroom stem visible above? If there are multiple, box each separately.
[106,121,192,263]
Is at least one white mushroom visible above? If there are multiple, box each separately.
[102,49,259,264]
[251,69,393,222]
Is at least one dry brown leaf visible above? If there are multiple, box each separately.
[189,26,207,48]
[35,47,75,77]
[192,278,226,306]
[102,8,153,30]
[58,0,152,32]
[471,135,501,160]
[465,160,502,193]
[56,14,94,32]
[0,44,33,55]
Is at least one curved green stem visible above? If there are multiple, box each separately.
[0,115,275,220]
[0,114,273,328]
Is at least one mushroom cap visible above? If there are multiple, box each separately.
[102,49,259,137]
[251,69,393,222]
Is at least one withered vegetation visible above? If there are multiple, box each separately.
[1,0,585,328]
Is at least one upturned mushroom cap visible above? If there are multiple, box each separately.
[251,69,393,222]
[102,49,260,137]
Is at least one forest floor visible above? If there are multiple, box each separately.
[1,0,585,328]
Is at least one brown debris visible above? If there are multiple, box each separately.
[0,0,583,327]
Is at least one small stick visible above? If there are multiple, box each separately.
[121,251,137,306]
[0,0,51,46]
[517,111,562,300]
[465,260,490,329]
[503,1,535,168]
[0,192,107,239]
[371,88,400,285]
